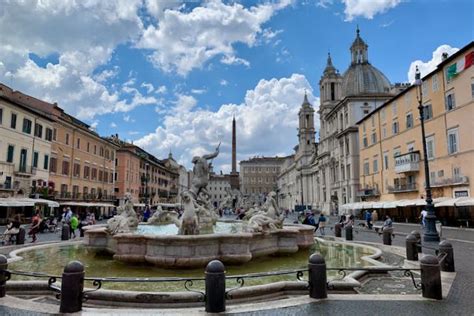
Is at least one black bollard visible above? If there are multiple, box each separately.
[438,240,455,272]
[16,227,25,245]
[308,253,327,299]
[345,225,353,241]
[60,261,85,313]
[406,234,418,261]
[411,231,422,253]
[0,255,7,297]
[420,255,442,300]
[61,224,70,241]
[334,223,342,237]
[205,260,226,313]
[383,229,393,245]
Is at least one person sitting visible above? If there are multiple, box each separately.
[1,215,21,244]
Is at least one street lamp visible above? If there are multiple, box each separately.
[141,163,150,205]
[415,66,440,242]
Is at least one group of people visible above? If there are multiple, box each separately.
[1,207,98,244]
[61,207,96,238]
[302,211,327,235]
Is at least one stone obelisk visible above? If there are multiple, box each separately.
[230,116,239,190]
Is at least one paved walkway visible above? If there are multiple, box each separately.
[0,217,473,315]
[233,223,474,315]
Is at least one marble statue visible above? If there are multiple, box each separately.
[243,191,284,233]
[195,190,218,227]
[179,191,200,235]
[148,206,180,226]
[190,144,219,197]
[107,193,138,234]
[245,214,284,234]
[262,191,280,219]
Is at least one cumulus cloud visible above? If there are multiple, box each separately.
[0,0,146,119]
[135,74,319,173]
[220,79,229,86]
[342,0,402,21]
[407,44,459,83]
[136,0,291,75]
[316,0,402,21]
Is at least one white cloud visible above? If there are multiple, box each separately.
[191,88,207,95]
[135,73,319,173]
[316,0,402,21]
[123,114,135,123]
[141,82,155,93]
[0,0,150,119]
[220,79,229,86]
[220,55,251,67]
[407,44,459,83]
[155,85,168,94]
[262,28,283,44]
[95,67,120,83]
[136,0,291,75]
[342,0,402,21]
[110,122,117,128]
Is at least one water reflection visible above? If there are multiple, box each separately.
[10,241,375,292]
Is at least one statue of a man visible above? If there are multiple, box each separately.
[190,144,219,196]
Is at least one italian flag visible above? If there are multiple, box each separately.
[447,51,474,80]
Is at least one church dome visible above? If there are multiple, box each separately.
[341,27,391,97]
[342,63,391,96]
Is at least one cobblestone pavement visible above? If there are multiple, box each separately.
[0,216,473,315]
[233,224,474,315]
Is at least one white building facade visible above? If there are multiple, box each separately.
[0,84,54,197]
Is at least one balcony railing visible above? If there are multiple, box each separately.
[431,176,469,187]
[15,165,36,176]
[356,188,380,197]
[395,151,420,174]
[387,183,417,193]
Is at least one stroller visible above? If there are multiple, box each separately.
[45,217,59,233]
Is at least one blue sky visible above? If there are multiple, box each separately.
[0,0,472,172]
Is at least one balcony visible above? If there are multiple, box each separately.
[387,183,417,193]
[395,151,420,174]
[357,188,380,197]
[15,165,36,177]
[431,176,470,188]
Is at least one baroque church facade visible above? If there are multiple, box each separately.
[278,28,402,214]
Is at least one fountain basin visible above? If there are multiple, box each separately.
[84,223,315,268]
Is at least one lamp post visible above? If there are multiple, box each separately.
[415,66,440,242]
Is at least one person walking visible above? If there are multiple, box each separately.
[365,210,373,229]
[419,209,428,228]
[70,212,79,238]
[318,213,327,236]
[28,211,41,243]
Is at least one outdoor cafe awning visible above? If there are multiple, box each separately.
[340,197,454,211]
[0,198,59,208]
[436,197,474,207]
[59,201,115,208]
[454,197,474,207]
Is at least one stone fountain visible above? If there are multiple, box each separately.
[84,146,314,268]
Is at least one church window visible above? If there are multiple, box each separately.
[331,82,335,100]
